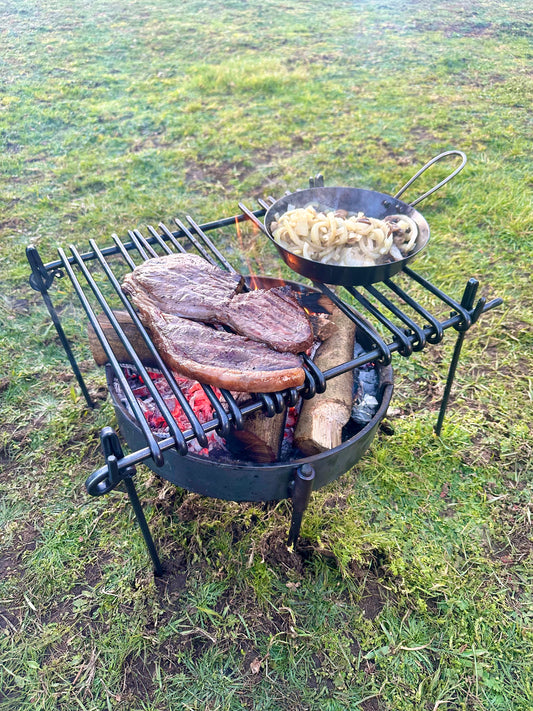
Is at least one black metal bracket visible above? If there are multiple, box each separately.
[27,245,63,293]
[287,464,316,547]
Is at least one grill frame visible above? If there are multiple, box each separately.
[27,185,503,574]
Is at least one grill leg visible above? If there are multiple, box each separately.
[123,476,164,577]
[435,279,483,437]
[99,427,163,576]
[27,245,94,408]
[287,464,315,548]
[42,290,95,408]
[435,330,466,436]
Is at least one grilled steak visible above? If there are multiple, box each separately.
[132,291,305,392]
[223,287,313,353]
[122,252,244,322]
[122,253,313,353]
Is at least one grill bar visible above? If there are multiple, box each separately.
[88,238,213,449]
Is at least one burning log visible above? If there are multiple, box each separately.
[294,305,356,455]
[87,310,158,367]
[227,409,286,464]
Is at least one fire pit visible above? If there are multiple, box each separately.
[26,178,502,575]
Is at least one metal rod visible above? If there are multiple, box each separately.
[346,285,414,357]
[40,208,267,273]
[185,215,238,273]
[146,225,174,255]
[158,222,188,253]
[403,266,472,332]
[98,426,163,575]
[131,229,159,259]
[287,464,315,547]
[434,279,478,436]
[42,288,95,408]
[364,282,427,351]
[123,476,163,576]
[127,229,153,261]
[27,245,94,407]
[316,283,393,365]
[57,246,166,465]
[89,238,211,449]
[174,217,216,264]
[384,277,444,344]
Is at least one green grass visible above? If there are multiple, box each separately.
[1,0,532,709]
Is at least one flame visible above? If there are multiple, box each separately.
[235,218,257,274]
[235,212,284,281]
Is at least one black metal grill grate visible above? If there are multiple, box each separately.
[27,194,502,473]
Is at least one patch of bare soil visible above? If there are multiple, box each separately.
[349,559,391,621]
[259,527,306,574]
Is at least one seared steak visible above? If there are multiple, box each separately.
[132,291,305,392]
[122,253,312,353]
[122,252,244,322]
[223,287,313,353]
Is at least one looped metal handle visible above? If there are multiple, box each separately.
[393,150,467,207]
[85,427,137,497]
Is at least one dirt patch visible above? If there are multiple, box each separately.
[154,552,189,598]
[259,527,306,574]
[349,561,390,620]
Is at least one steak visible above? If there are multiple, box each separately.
[132,291,305,392]
[122,253,313,353]
[122,252,244,322]
[223,287,313,353]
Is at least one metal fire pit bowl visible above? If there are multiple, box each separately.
[106,337,393,504]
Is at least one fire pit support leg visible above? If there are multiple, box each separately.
[287,464,315,548]
[27,245,94,408]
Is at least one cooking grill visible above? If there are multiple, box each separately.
[26,180,502,575]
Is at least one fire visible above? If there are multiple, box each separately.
[125,368,224,456]
[235,212,285,282]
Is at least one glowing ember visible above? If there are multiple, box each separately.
[121,366,225,455]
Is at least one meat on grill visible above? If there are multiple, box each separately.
[122,253,313,353]
[131,291,306,392]
[222,287,313,353]
[121,252,245,323]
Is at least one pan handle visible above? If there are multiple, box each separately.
[393,150,467,207]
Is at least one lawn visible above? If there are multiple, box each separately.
[0,0,532,709]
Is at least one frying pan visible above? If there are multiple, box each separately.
[259,150,466,286]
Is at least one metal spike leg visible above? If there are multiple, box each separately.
[287,464,316,547]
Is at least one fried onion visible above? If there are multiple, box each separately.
[271,206,418,267]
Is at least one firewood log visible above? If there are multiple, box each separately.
[227,409,286,464]
[87,310,158,367]
[294,305,356,455]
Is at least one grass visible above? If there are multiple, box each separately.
[1,0,532,709]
